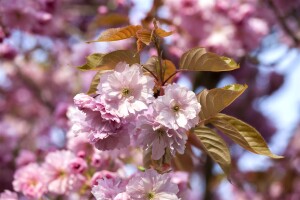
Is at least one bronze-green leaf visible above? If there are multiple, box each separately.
[197,84,248,122]
[179,47,239,71]
[143,57,176,82]
[155,28,173,37]
[87,71,109,95]
[210,113,283,159]
[194,126,231,175]
[78,50,140,71]
[88,25,142,42]
[136,28,153,45]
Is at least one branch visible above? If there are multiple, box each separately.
[267,0,300,46]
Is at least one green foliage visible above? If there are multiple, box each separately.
[87,71,103,95]
[210,113,283,158]
[194,126,231,176]
[88,25,142,42]
[179,47,239,71]
[78,50,140,71]
[197,84,248,123]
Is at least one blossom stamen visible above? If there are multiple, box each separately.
[147,192,155,199]
[121,88,130,97]
[156,128,165,138]
[172,105,180,112]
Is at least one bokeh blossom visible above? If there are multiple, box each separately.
[0,190,18,200]
[13,163,47,199]
[43,150,85,194]
[92,176,128,200]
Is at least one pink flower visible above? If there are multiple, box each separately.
[97,62,155,118]
[43,150,85,194]
[69,157,87,174]
[0,190,18,200]
[91,170,118,186]
[67,106,90,137]
[153,83,201,130]
[73,93,132,151]
[13,163,47,199]
[126,169,179,200]
[136,109,187,160]
[171,172,192,199]
[15,149,36,167]
[92,176,128,200]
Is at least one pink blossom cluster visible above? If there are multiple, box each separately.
[72,62,201,160]
[164,0,272,57]
[92,169,182,200]
[11,144,130,199]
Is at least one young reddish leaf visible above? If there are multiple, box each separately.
[210,113,283,159]
[78,50,140,71]
[136,28,153,45]
[193,126,231,176]
[179,47,239,71]
[88,25,142,42]
[162,59,176,83]
[197,84,248,122]
[155,28,173,37]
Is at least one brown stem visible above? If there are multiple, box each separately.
[203,156,214,200]
[154,36,164,85]
[163,71,179,85]
[142,66,159,81]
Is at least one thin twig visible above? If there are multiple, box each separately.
[267,0,300,45]
[163,71,179,85]
[142,66,159,81]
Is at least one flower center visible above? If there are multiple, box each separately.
[122,88,130,97]
[147,192,155,200]
[172,105,180,112]
[156,128,165,137]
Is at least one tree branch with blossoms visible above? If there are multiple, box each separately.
[70,19,283,199]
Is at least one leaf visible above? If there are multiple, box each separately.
[173,144,194,172]
[162,59,176,83]
[87,70,111,94]
[88,25,142,42]
[210,113,283,159]
[155,28,173,37]
[136,39,146,52]
[194,126,231,175]
[143,148,152,169]
[179,47,239,71]
[197,84,248,122]
[143,57,176,82]
[78,50,140,71]
[90,13,129,27]
[136,28,153,45]
[143,56,159,75]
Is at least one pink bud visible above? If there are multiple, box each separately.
[69,157,87,174]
